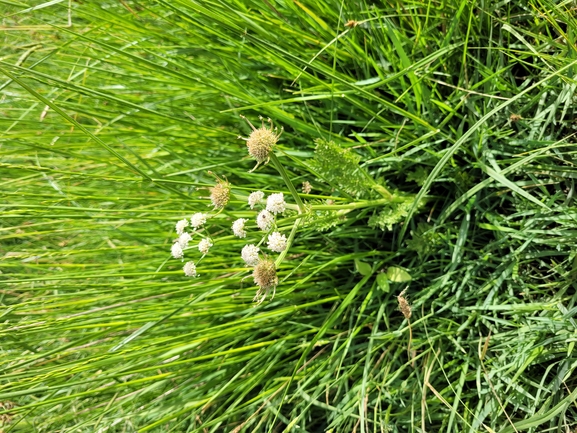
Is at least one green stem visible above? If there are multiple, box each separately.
[270,153,305,213]
[284,197,400,212]
[275,217,301,267]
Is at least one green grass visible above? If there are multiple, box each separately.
[2,0,577,432]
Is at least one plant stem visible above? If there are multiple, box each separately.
[284,197,400,212]
[275,217,302,267]
[270,153,305,213]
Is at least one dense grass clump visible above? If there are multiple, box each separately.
[2,1,577,432]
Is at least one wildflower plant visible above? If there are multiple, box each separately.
[170,115,422,303]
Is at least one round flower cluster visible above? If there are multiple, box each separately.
[256,210,274,231]
[232,218,248,238]
[238,115,283,171]
[176,219,189,235]
[267,232,287,253]
[248,191,264,209]
[266,193,286,215]
[198,238,213,254]
[178,232,192,248]
[183,261,197,277]
[241,244,260,266]
[190,213,207,229]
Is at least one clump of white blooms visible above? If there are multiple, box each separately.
[198,238,213,254]
[256,209,274,231]
[183,261,197,277]
[178,232,192,248]
[171,242,184,259]
[267,231,287,253]
[241,244,260,266]
[175,219,189,235]
[248,191,265,209]
[190,212,208,229]
[266,193,286,215]
[232,218,248,238]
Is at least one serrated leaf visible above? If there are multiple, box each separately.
[386,266,412,282]
[310,139,374,198]
[368,196,422,231]
[355,259,372,276]
[376,273,390,292]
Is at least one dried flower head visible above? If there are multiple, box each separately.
[176,219,189,235]
[232,218,248,238]
[178,232,192,248]
[266,192,286,215]
[171,242,184,259]
[302,181,312,194]
[252,258,278,303]
[190,213,208,229]
[198,238,213,254]
[256,209,274,231]
[209,175,231,210]
[238,115,283,171]
[183,261,197,277]
[267,231,287,253]
[248,191,265,209]
[241,244,260,266]
[397,289,412,320]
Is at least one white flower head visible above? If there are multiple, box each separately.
[178,232,192,248]
[232,218,248,238]
[266,193,286,215]
[171,242,184,259]
[183,261,197,277]
[198,238,213,254]
[256,209,274,231]
[241,244,260,266]
[248,191,265,209]
[267,231,287,253]
[190,213,208,229]
[175,219,189,235]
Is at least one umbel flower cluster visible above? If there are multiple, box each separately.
[170,169,290,302]
[169,116,293,304]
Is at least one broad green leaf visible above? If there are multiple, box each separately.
[355,259,372,276]
[386,266,412,282]
[376,273,390,292]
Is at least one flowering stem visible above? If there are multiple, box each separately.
[275,217,302,267]
[270,153,305,213]
[284,197,401,212]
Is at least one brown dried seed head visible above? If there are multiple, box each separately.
[397,289,412,320]
[210,179,231,209]
[247,127,278,163]
[252,258,278,291]
[239,116,283,170]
